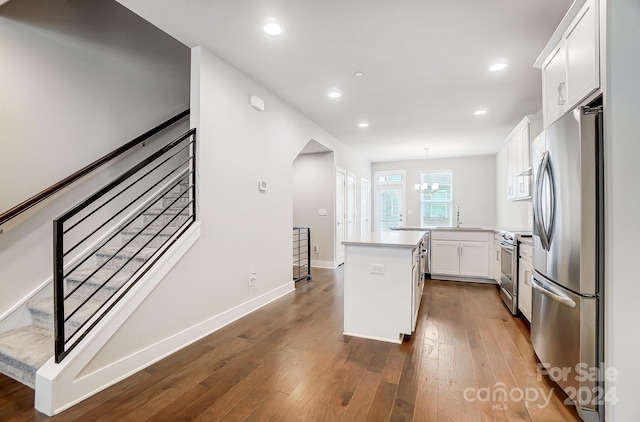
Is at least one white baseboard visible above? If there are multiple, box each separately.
[35,222,295,416]
[35,222,202,416]
[311,260,338,269]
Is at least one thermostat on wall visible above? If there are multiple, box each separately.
[258,180,267,192]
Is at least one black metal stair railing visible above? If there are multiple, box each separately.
[293,227,311,282]
[53,128,196,363]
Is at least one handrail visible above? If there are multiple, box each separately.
[0,109,190,227]
[54,127,197,362]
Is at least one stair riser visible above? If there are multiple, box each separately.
[66,282,118,302]
[28,310,82,335]
[121,232,173,248]
[95,255,147,272]
[162,196,190,208]
[142,213,190,227]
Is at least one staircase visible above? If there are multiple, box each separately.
[0,181,191,388]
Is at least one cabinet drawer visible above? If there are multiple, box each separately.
[431,230,490,242]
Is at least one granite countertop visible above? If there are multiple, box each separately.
[342,231,426,248]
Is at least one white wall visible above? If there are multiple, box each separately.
[372,155,496,228]
[605,0,640,419]
[495,146,532,229]
[78,45,371,371]
[0,0,190,319]
[293,152,335,266]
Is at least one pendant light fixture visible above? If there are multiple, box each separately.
[414,148,439,193]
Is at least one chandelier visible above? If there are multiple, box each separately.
[414,148,439,193]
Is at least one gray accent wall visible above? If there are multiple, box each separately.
[0,0,190,213]
[0,0,189,319]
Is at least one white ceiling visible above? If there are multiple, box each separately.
[116,0,573,162]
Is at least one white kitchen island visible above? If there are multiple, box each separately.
[342,231,426,344]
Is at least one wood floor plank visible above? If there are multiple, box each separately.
[365,381,398,422]
[342,370,382,422]
[0,272,581,421]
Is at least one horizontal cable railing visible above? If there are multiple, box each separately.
[293,227,311,282]
[0,109,190,229]
[53,127,196,363]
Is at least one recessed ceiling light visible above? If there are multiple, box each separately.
[263,22,283,36]
[474,110,487,115]
[328,91,342,99]
[358,122,369,128]
[489,63,507,71]
[354,71,364,77]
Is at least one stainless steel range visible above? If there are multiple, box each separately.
[498,230,531,315]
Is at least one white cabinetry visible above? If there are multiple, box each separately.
[492,234,501,284]
[430,240,459,276]
[342,231,425,343]
[537,0,600,128]
[506,116,542,201]
[518,242,534,322]
[431,231,490,279]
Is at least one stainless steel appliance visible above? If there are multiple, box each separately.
[531,105,604,422]
[498,230,531,315]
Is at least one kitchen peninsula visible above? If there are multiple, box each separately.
[342,231,427,343]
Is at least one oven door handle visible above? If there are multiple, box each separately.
[531,276,576,308]
[499,241,515,250]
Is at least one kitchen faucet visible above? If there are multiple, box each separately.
[456,206,462,228]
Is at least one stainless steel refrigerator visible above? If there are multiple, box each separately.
[530,105,604,422]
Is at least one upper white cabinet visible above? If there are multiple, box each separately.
[506,116,541,201]
[536,0,600,128]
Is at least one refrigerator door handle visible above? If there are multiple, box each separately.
[531,276,576,308]
[534,153,550,250]
[544,154,557,247]
[536,151,556,251]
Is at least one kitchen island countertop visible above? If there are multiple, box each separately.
[341,231,426,248]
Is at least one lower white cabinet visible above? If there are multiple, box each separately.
[430,240,460,276]
[431,231,490,279]
[493,235,501,284]
[518,242,534,321]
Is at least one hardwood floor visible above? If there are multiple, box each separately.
[0,267,581,421]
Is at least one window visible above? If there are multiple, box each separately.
[419,171,453,227]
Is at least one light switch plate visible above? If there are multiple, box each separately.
[371,264,385,274]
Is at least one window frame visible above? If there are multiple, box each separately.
[419,169,453,227]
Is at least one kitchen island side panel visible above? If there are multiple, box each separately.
[343,244,413,343]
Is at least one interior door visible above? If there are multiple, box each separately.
[347,172,356,240]
[336,168,346,265]
[360,178,371,235]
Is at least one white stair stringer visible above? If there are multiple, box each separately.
[35,222,201,416]
[0,186,195,393]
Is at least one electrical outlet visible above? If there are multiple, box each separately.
[313,244,319,253]
[249,272,257,286]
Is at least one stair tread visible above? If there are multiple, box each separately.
[0,326,53,388]
[95,245,158,260]
[28,295,103,323]
[66,267,133,290]
[144,205,189,215]
[120,225,180,236]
